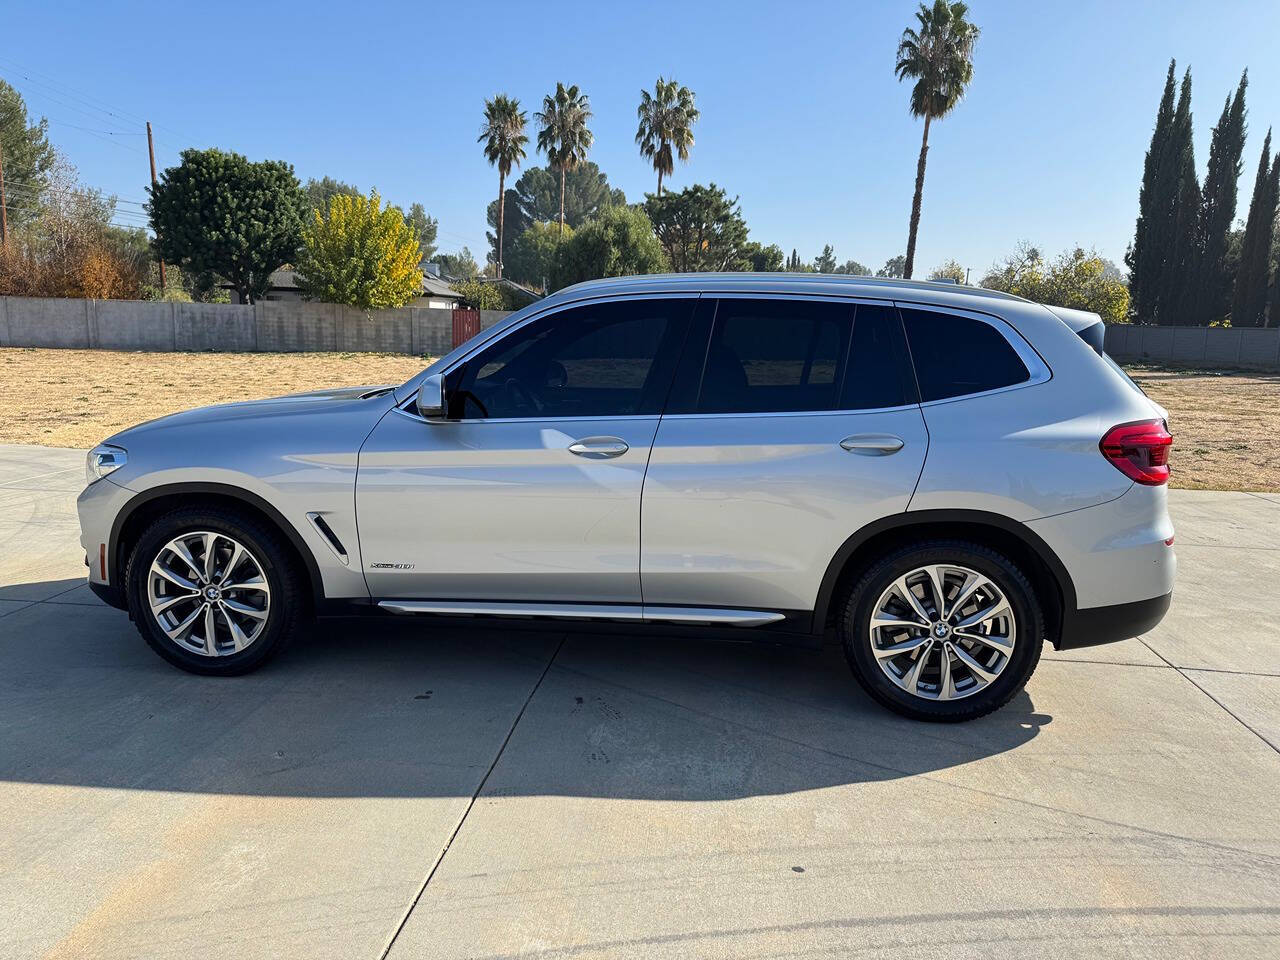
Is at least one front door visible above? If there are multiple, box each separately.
[641,297,929,615]
[357,297,695,601]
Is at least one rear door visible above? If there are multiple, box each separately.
[640,297,928,616]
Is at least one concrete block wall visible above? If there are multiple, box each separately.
[0,296,518,356]
[1104,323,1280,371]
[0,296,521,357]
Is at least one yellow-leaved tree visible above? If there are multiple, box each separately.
[295,191,423,309]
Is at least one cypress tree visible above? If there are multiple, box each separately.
[1231,130,1279,327]
[1193,71,1248,325]
[1128,61,1177,324]
[1158,69,1200,326]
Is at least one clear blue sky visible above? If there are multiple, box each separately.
[4,0,1279,277]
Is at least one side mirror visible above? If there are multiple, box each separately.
[415,374,447,420]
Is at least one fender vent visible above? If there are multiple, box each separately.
[306,512,349,564]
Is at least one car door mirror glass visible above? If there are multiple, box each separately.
[415,374,447,420]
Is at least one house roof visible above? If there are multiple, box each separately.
[224,269,460,300]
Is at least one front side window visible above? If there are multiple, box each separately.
[449,299,691,419]
[900,307,1031,402]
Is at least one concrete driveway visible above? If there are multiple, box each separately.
[2,443,1278,959]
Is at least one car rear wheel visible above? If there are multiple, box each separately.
[839,540,1043,722]
[125,507,304,675]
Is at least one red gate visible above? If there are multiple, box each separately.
[452,307,481,348]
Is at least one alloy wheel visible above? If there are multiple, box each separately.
[146,531,271,656]
[868,563,1017,701]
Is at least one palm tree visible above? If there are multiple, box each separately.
[535,83,593,238]
[478,94,528,278]
[895,0,980,279]
[636,78,699,196]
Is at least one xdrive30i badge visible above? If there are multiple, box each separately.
[370,562,416,570]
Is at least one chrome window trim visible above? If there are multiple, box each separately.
[659,403,920,422]
[395,290,1051,423]
[892,299,1052,407]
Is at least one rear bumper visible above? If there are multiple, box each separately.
[1057,591,1172,650]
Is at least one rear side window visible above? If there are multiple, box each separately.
[900,308,1030,402]
[841,304,917,409]
[695,299,852,414]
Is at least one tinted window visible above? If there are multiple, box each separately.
[696,299,852,413]
[451,299,691,419]
[841,304,917,409]
[901,308,1030,402]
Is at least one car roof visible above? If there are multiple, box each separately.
[541,272,1029,311]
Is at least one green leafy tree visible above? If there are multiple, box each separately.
[877,255,907,278]
[149,148,306,304]
[1127,62,1177,324]
[402,202,438,263]
[479,94,528,278]
[740,241,784,271]
[785,248,810,272]
[982,242,1129,324]
[636,77,699,196]
[294,190,423,309]
[834,259,871,275]
[1129,65,1200,325]
[535,83,594,238]
[552,205,668,289]
[0,79,56,228]
[1162,70,1201,326]
[813,244,838,273]
[302,176,360,214]
[1192,71,1248,325]
[504,220,569,289]
[928,258,966,283]
[450,277,504,310]
[436,247,479,279]
[486,163,624,258]
[895,0,980,279]
[644,183,748,272]
[1231,129,1280,327]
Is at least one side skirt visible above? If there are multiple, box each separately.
[378,600,784,627]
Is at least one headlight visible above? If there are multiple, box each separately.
[86,444,127,484]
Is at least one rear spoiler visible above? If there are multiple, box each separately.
[1044,305,1105,356]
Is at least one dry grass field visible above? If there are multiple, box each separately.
[1127,364,1280,491]
[0,348,1276,491]
[0,348,428,449]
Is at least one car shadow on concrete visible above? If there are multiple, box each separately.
[0,578,1051,801]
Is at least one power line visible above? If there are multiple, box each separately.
[0,177,149,206]
[0,55,191,148]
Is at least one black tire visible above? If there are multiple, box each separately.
[125,506,305,676]
[838,540,1043,722]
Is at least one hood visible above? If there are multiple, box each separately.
[107,385,396,444]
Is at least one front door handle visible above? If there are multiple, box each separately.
[568,436,630,459]
[840,434,905,456]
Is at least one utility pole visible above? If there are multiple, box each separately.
[146,122,165,289]
[0,144,8,251]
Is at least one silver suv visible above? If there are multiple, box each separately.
[78,274,1176,721]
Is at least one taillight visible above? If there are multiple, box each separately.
[1100,419,1172,485]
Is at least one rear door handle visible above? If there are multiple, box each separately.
[568,436,630,459]
[840,434,904,456]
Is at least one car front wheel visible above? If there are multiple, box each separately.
[125,507,304,675]
[839,540,1044,722]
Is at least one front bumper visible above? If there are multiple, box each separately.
[88,579,128,611]
[76,476,134,589]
